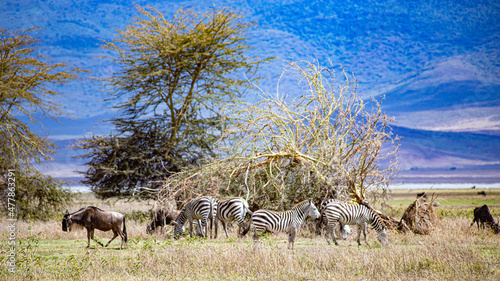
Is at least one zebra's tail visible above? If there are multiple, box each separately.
[209,199,215,238]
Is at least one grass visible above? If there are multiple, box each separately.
[1,190,500,280]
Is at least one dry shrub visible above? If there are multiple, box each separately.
[398,196,438,235]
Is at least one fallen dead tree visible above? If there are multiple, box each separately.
[397,195,438,235]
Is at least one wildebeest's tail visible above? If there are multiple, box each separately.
[123,216,128,243]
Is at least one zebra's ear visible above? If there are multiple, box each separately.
[309,199,312,204]
[65,210,69,215]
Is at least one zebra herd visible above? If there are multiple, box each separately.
[165,196,388,249]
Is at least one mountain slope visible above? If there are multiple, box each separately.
[1,0,498,177]
[392,126,500,169]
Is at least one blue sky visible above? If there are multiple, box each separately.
[2,0,499,178]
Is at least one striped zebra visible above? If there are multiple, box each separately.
[172,196,217,239]
[317,199,350,239]
[241,199,320,250]
[215,197,253,238]
[323,202,388,246]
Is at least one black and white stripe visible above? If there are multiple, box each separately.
[323,202,388,246]
[318,199,350,239]
[242,199,320,249]
[215,197,253,238]
[173,196,217,239]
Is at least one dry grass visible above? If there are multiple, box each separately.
[1,215,499,280]
[1,190,499,280]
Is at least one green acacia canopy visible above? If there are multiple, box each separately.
[76,6,270,199]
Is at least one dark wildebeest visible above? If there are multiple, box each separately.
[416,192,427,199]
[471,205,500,234]
[146,208,203,237]
[146,208,180,235]
[62,206,128,249]
[478,191,487,196]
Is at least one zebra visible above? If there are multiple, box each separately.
[317,199,350,239]
[172,196,217,239]
[241,199,320,250]
[323,202,388,246]
[215,197,253,239]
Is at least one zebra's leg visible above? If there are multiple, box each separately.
[188,218,194,237]
[222,221,230,238]
[202,218,208,239]
[288,227,296,250]
[356,224,362,246]
[362,222,369,246]
[330,224,339,246]
[325,223,331,245]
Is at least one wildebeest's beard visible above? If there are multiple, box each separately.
[62,214,83,232]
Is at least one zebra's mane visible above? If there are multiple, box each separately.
[358,203,384,222]
[292,199,310,210]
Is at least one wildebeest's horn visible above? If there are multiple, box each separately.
[171,221,178,225]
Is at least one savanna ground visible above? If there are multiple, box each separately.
[1,188,499,280]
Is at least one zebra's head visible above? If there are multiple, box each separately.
[308,199,321,219]
[339,224,351,239]
[172,221,185,239]
[377,227,388,245]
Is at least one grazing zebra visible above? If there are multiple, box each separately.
[215,197,253,238]
[323,202,388,246]
[241,199,320,250]
[172,196,217,239]
[317,199,350,239]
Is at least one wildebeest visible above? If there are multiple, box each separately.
[416,192,427,199]
[478,191,487,196]
[62,206,128,249]
[471,205,500,234]
[146,208,204,237]
[146,208,180,235]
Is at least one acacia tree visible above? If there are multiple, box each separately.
[0,28,81,220]
[155,62,399,210]
[76,6,268,199]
